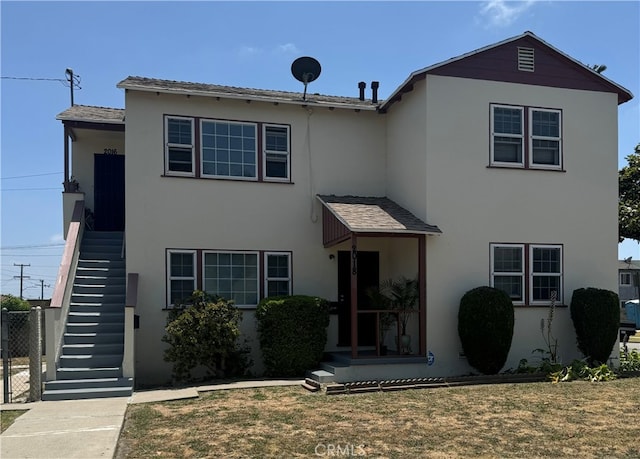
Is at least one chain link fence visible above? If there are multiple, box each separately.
[1,308,43,403]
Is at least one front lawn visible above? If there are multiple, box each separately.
[116,378,640,458]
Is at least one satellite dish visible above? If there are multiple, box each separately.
[291,57,321,100]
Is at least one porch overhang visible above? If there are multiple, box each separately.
[317,195,440,360]
[316,195,442,247]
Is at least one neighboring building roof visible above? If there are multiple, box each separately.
[116,76,379,111]
[56,105,125,124]
[317,195,442,235]
[619,260,640,270]
[381,31,633,112]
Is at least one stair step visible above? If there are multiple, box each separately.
[68,312,124,323]
[59,354,123,368]
[73,284,125,295]
[66,324,123,335]
[62,343,124,355]
[71,294,125,304]
[56,366,123,380]
[44,377,133,391]
[70,303,125,313]
[42,385,132,401]
[307,369,335,384]
[64,332,124,344]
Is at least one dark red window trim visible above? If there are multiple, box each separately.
[164,248,293,309]
[488,103,564,171]
[490,242,565,307]
[163,114,291,183]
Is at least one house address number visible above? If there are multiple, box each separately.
[103,148,118,155]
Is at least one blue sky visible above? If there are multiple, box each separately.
[1,1,638,299]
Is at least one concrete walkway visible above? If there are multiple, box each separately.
[0,379,302,459]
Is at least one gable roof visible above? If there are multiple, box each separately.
[56,105,125,124]
[117,76,379,111]
[317,195,441,235]
[381,31,633,112]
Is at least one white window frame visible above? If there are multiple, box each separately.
[264,252,292,297]
[165,116,195,177]
[262,124,291,182]
[490,105,525,167]
[167,250,197,307]
[620,272,632,286]
[528,108,562,170]
[200,119,258,181]
[529,244,563,305]
[202,250,259,308]
[490,243,525,305]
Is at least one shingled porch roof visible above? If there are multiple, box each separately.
[316,195,441,247]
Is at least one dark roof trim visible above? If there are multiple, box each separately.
[62,120,125,132]
[380,31,633,112]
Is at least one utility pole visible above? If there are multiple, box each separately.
[39,279,50,300]
[13,263,30,300]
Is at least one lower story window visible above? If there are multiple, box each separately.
[204,251,259,306]
[491,243,563,305]
[167,250,196,306]
[265,252,291,297]
[166,249,291,308]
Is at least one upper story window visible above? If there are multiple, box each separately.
[166,117,195,176]
[164,115,291,182]
[264,125,290,181]
[201,120,257,179]
[490,105,562,170]
[620,272,632,286]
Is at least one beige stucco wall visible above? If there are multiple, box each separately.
[417,75,619,375]
[120,73,620,385]
[124,91,386,385]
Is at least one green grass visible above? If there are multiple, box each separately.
[116,378,640,458]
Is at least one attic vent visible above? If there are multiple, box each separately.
[518,47,535,72]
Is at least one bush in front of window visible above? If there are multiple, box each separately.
[570,288,619,366]
[162,291,251,382]
[458,286,515,375]
[256,295,330,377]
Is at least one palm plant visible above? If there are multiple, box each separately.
[381,276,419,336]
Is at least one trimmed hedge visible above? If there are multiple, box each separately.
[256,295,330,377]
[458,286,515,375]
[570,288,619,365]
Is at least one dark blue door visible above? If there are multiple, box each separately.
[94,154,125,231]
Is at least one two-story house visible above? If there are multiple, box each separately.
[45,32,633,399]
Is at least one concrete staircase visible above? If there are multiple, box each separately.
[43,231,133,401]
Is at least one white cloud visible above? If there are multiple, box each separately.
[276,43,300,55]
[238,45,261,57]
[479,0,535,27]
[49,233,64,243]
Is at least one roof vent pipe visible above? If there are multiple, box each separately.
[358,82,366,101]
[371,81,379,103]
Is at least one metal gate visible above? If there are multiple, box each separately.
[1,308,43,403]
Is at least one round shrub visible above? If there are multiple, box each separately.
[458,286,515,375]
[256,295,330,377]
[162,291,250,382]
[570,287,619,365]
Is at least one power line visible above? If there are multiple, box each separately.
[1,187,60,191]
[1,243,65,249]
[1,172,62,180]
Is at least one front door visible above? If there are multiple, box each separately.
[337,251,379,346]
[94,154,125,231]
